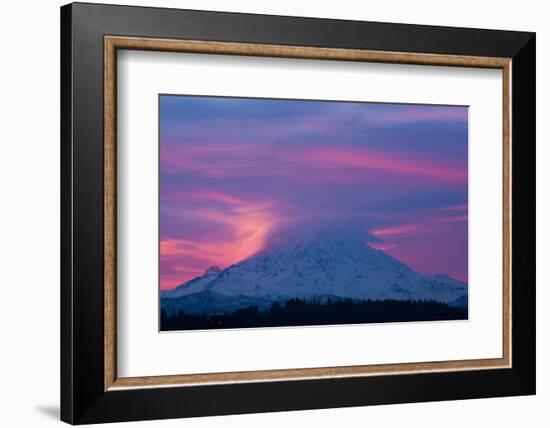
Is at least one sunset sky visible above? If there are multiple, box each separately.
[159,95,468,290]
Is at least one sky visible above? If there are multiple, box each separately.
[159,95,468,290]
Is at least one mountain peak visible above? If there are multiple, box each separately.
[262,223,380,252]
[204,266,222,276]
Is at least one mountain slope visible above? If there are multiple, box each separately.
[162,266,221,299]
[161,227,467,314]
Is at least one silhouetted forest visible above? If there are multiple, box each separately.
[160,298,467,331]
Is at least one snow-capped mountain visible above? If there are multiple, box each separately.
[161,265,222,299]
[161,226,467,314]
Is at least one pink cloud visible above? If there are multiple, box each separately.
[368,211,468,282]
[299,148,466,183]
[160,190,281,289]
[371,211,467,240]
[161,142,466,186]
[371,223,424,237]
[429,215,468,224]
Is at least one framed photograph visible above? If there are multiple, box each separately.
[60,2,535,424]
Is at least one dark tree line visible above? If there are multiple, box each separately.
[160,298,467,331]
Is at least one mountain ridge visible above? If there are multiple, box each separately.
[161,227,467,315]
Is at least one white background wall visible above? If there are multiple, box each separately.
[0,0,546,426]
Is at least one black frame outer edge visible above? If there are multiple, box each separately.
[60,2,536,424]
[60,4,74,425]
[510,35,536,392]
